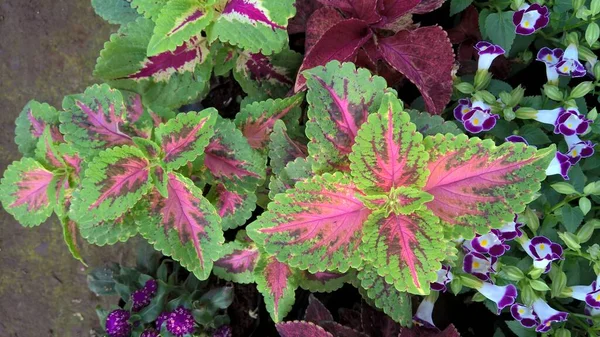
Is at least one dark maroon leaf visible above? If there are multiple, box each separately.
[315,0,356,12]
[304,294,334,324]
[361,301,401,337]
[398,324,461,337]
[276,321,333,337]
[378,26,454,114]
[305,7,344,54]
[349,0,382,24]
[447,6,481,44]
[411,0,447,14]
[321,321,370,337]
[377,0,420,22]
[288,0,324,34]
[338,308,363,331]
[295,19,373,91]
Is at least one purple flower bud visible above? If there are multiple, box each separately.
[556,44,586,78]
[511,303,539,328]
[491,214,524,241]
[475,41,505,70]
[532,298,568,332]
[478,282,518,314]
[567,275,600,309]
[413,296,438,330]
[505,135,529,145]
[471,232,510,257]
[141,328,159,337]
[430,265,453,292]
[463,252,497,281]
[212,325,233,337]
[131,288,152,312]
[156,312,168,330]
[144,279,158,296]
[454,98,472,121]
[522,236,563,273]
[513,3,549,35]
[462,101,499,134]
[105,309,132,337]
[167,306,195,337]
[546,151,574,180]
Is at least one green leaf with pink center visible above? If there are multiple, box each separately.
[357,265,412,325]
[298,269,356,293]
[254,254,297,322]
[207,183,257,230]
[268,120,308,177]
[154,109,217,170]
[268,157,313,199]
[70,145,154,225]
[234,93,303,151]
[0,158,54,227]
[423,133,555,238]
[15,100,62,157]
[304,61,391,172]
[137,173,224,280]
[213,237,259,283]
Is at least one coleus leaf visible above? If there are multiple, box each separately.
[298,269,355,293]
[304,6,343,54]
[287,0,323,34]
[15,100,62,157]
[60,217,86,265]
[35,127,66,170]
[147,0,215,55]
[77,194,140,245]
[233,49,302,99]
[213,236,259,283]
[0,158,54,227]
[137,172,224,280]
[377,0,420,22]
[295,19,373,91]
[320,322,370,337]
[70,145,153,225]
[92,0,140,25]
[130,0,164,19]
[207,0,296,55]
[411,0,448,14]
[269,120,308,176]
[407,109,463,136]
[208,183,257,230]
[304,294,333,323]
[254,254,297,322]
[349,93,429,194]
[360,299,402,337]
[268,157,313,199]
[422,134,555,238]
[235,93,304,150]
[378,26,454,115]
[398,325,461,337]
[304,61,390,172]
[248,172,371,273]
[276,321,333,337]
[60,84,134,159]
[203,117,266,192]
[154,109,217,170]
[356,265,412,325]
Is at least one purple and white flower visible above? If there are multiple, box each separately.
[511,303,539,328]
[556,44,586,78]
[521,236,564,272]
[492,214,524,241]
[566,275,600,309]
[413,293,439,330]
[471,232,510,256]
[475,41,505,71]
[462,101,499,134]
[586,57,598,79]
[105,309,132,337]
[584,305,600,325]
[513,3,550,35]
[505,135,529,144]
[534,107,591,136]
[453,98,472,121]
[532,298,569,332]
[431,265,453,292]
[167,306,195,337]
[564,134,595,163]
[537,47,564,84]
[546,151,575,180]
[478,282,518,314]
[463,252,498,281]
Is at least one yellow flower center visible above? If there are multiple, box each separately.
[481,239,488,246]
[519,309,525,314]
[539,244,545,250]
[596,293,600,301]
[473,261,480,268]
[523,21,530,28]
[546,55,552,61]
[562,66,569,72]
[473,118,480,126]
[462,108,469,113]
[572,149,578,157]
[567,123,573,128]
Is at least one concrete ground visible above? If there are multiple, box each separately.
[0,1,136,336]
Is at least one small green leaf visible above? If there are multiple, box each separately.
[579,197,592,215]
[254,254,297,322]
[529,279,550,291]
[561,204,584,232]
[485,11,516,53]
[130,0,164,19]
[586,22,600,47]
[92,0,140,25]
[268,120,307,176]
[551,182,579,195]
[15,100,61,157]
[406,109,463,136]
[60,217,86,266]
[450,0,474,15]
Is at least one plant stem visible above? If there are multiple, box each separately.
[551,301,596,336]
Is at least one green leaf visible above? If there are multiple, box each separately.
[77,193,140,245]
[60,217,86,265]
[479,9,491,39]
[357,265,412,325]
[268,120,307,177]
[506,321,537,337]
[406,109,463,136]
[154,109,217,170]
[213,238,259,284]
[297,269,355,293]
[207,0,296,55]
[485,11,516,53]
[254,254,297,322]
[518,124,551,146]
[130,0,164,19]
[70,145,153,226]
[87,263,120,296]
[92,0,140,25]
[147,0,215,55]
[137,173,224,280]
[208,183,257,230]
[349,93,429,194]
[450,0,474,15]
[304,61,390,172]
[585,22,600,47]
[15,100,61,157]
[561,204,584,232]
[268,157,313,199]
[0,158,54,227]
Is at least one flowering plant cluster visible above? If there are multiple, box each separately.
[2,0,600,336]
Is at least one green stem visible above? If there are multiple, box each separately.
[549,195,579,213]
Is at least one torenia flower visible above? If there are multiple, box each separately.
[532,298,569,332]
[478,282,518,314]
[564,134,595,163]
[105,309,132,337]
[556,44,586,78]
[492,214,524,241]
[566,275,600,309]
[413,292,439,330]
[453,98,472,121]
[584,305,600,325]
[167,306,195,337]
[463,252,497,281]
[475,41,505,70]
[511,303,539,328]
[431,265,453,292]
[505,135,529,144]
[513,3,549,35]
[546,151,575,180]
[537,47,563,84]
[462,101,499,134]
[534,107,591,136]
[471,232,510,257]
[521,236,563,272]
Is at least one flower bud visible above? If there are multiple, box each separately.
[515,107,538,120]
[588,107,598,121]
[566,32,580,45]
[499,265,525,281]
[474,70,492,90]
[522,207,540,233]
[510,85,525,105]
[569,81,594,98]
[529,279,551,291]
[556,328,572,337]
[478,90,497,104]
[573,0,585,10]
[579,197,592,215]
[577,221,595,243]
[512,0,525,10]
[543,84,563,101]
[503,108,516,121]
[594,62,600,78]
[528,267,544,279]
[455,82,474,94]
[558,232,581,251]
[520,285,536,305]
[551,270,567,297]
[450,277,463,294]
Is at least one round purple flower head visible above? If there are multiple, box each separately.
[167,306,195,337]
[156,311,169,330]
[144,279,158,295]
[513,3,549,35]
[105,309,132,337]
[131,279,159,312]
[212,325,233,337]
[141,328,159,337]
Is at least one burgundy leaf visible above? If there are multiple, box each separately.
[348,0,383,24]
[361,301,401,337]
[447,6,481,44]
[377,0,420,22]
[338,308,363,331]
[411,0,446,14]
[378,26,454,114]
[321,321,370,337]
[276,321,333,337]
[305,7,344,54]
[304,294,334,324]
[288,0,324,34]
[315,0,356,12]
[398,324,461,337]
[295,19,373,91]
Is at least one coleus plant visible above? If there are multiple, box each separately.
[294,0,456,115]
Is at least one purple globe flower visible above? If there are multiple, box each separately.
[156,312,168,330]
[471,232,510,257]
[105,309,132,337]
[475,41,505,70]
[430,265,453,292]
[212,325,233,337]
[144,279,158,295]
[511,303,539,328]
[131,288,153,312]
[141,328,159,337]
[556,44,586,78]
[532,298,568,332]
[521,236,563,272]
[463,251,497,281]
[167,306,195,337]
[513,3,549,35]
